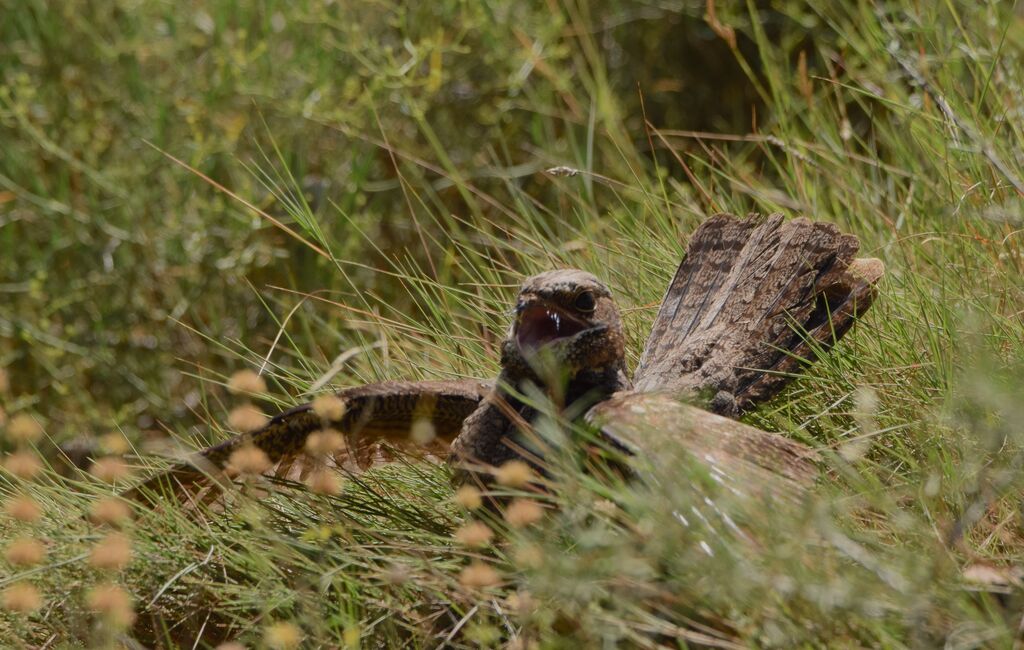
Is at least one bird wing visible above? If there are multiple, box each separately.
[127,379,491,500]
[587,391,817,499]
[634,213,882,414]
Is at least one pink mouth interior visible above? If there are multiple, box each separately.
[515,303,588,350]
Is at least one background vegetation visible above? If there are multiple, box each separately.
[2,0,1024,646]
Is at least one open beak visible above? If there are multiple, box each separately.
[514,300,589,350]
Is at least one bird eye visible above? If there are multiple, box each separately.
[573,290,596,313]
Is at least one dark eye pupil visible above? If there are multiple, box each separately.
[575,291,596,311]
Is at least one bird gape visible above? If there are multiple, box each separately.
[129,213,883,499]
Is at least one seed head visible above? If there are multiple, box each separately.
[98,432,130,455]
[7,414,43,444]
[494,460,533,488]
[504,498,544,528]
[305,428,345,455]
[312,394,346,421]
[90,457,131,483]
[506,590,537,616]
[264,621,303,650]
[458,561,501,589]
[5,537,46,567]
[1,582,42,613]
[409,418,436,445]
[86,583,135,628]
[228,404,268,433]
[89,532,133,570]
[4,451,42,480]
[228,369,267,396]
[5,494,42,523]
[227,445,272,475]
[89,497,133,527]
[513,543,544,569]
[453,485,483,510]
[307,469,342,495]
[454,521,494,547]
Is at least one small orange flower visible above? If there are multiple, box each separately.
[86,583,135,628]
[4,451,42,480]
[504,498,544,528]
[458,561,501,589]
[4,494,42,523]
[98,432,131,455]
[305,429,345,455]
[89,532,133,571]
[409,418,436,444]
[90,457,131,483]
[7,414,43,444]
[89,497,133,526]
[453,485,483,510]
[494,460,533,488]
[5,537,45,566]
[1,582,42,613]
[307,469,342,495]
[227,369,268,396]
[454,521,494,547]
[228,404,268,433]
[312,394,346,421]
[227,445,272,475]
[513,543,544,569]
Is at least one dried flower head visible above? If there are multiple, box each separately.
[453,485,483,510]
[5,537,46,567]
[513,543,544,569]
[1,582,42,613]
[458,561,501,589]
[305,428,345,455]
[89,497,133,526]
[90,457,131,483]
[7,414,43,444]
[228,369,268,396]
[409,418,435,445]
[264,621,303,650]
[228,404,268,433]
[454,521,494,548]
[494,460,533,488]
[227,445,271,476]
[4,451,42,480]
[98,432,130,455]
[86,583,135,628]
[504,498,544,528]
[89,532,133,571]
[312,394,346,421]
[307,469,342,496]
[506,590,537,616]
[4,494,42,523]
[215,643,247,650]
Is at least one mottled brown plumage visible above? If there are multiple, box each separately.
[129,213,882,500]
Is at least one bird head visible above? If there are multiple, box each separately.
[500,269,626,386]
